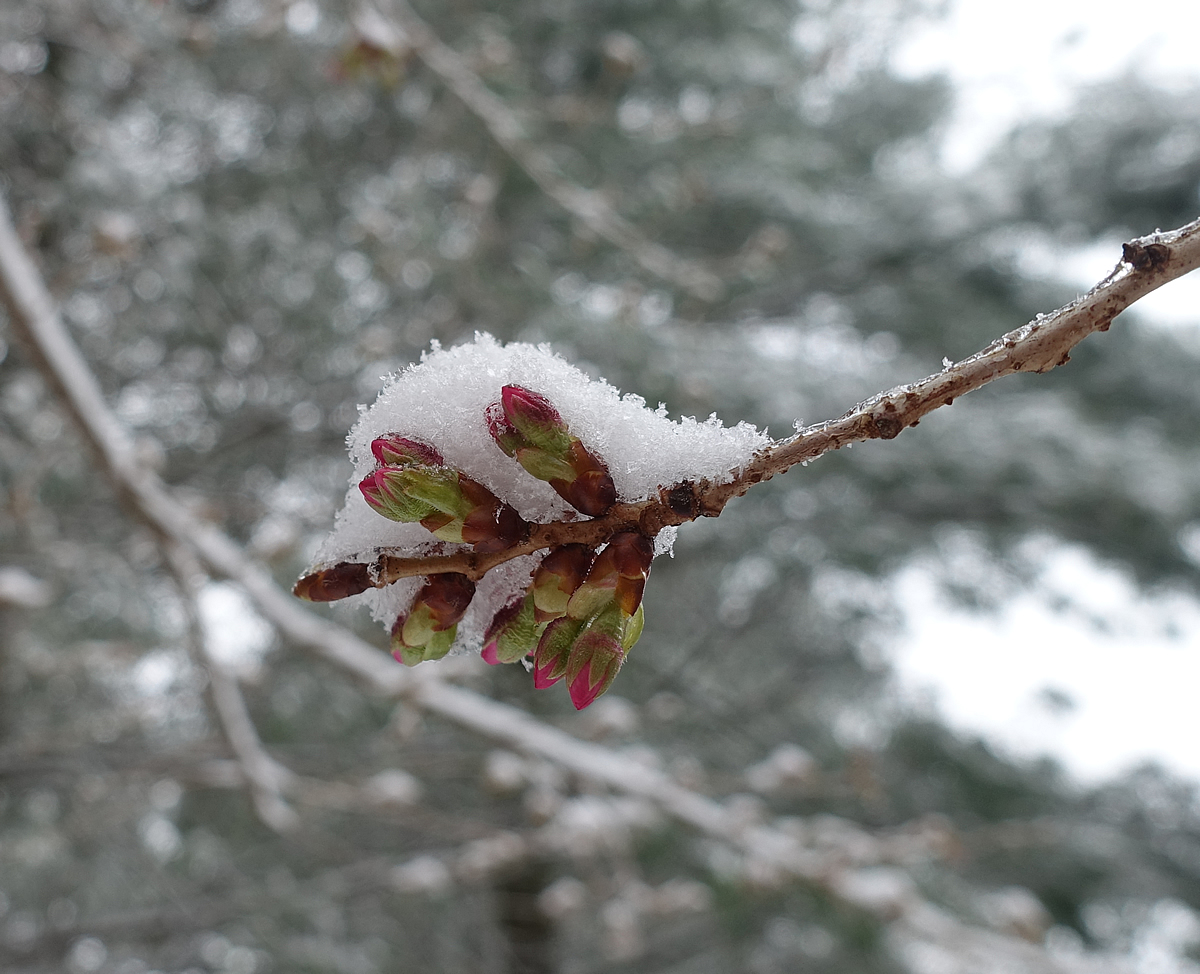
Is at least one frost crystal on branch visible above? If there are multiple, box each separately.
[301,334,767,706]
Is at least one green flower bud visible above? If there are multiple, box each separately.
[482,594,543,665]
[390,573,476,666]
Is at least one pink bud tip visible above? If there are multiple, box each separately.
[533,659,563,689]
[359,471,384,505]
[568,667,606,710]
[485,401,523,456]
[371,434,444,468]
[501,385,563,428]
[481,642,501,665]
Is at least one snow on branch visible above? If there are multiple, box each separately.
[363,0,724,301]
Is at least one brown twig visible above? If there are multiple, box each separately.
[297,216,1200,597]
[370,0,724,301]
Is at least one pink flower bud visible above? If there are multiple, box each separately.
[486,387,617,517]
[500,385,573,455]
[532,617,583,689]
[371,434,444,468]
[363,464,528,552]
[359,468,437,523]
[563,603,643,709]
[566,629,625,710]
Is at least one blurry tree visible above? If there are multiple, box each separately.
[2,0,1200,973]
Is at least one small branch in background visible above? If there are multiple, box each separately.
[161,542,300,833]
[366,0,724,302]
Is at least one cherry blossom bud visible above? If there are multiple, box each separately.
[566,629,624,710]
[359,468,438,523]
[523,533,652,708]
[563,603,646,710]
[391,573,475,666]
[486,385,617,517]
[531,544,595,623]
[565,532,653,620]
[371,434,444,468]
[532,616,583,689]
[501,385,573,455]
[482,593,542,665]
[363,464,528,552]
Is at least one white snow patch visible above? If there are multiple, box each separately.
[315,334,768,648]
[890,538,1200,785]
[198,581,275,675]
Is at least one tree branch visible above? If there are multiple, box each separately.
[297,216,1200,596]
[161,542,300,833]
[368,0,724,301]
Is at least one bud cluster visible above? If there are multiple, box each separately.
[355,389,651,707]
[484,533,652,709]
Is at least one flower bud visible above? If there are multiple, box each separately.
[482,593,543,665]
[565,532,653,621]
[566,629,624,710]
[532,616,583,689]
[501,385,573,456]
[359,468,438,523]
[486,385,617,517]
[391,573,475,666]
[363,463,528,552]
[525,534,652,707]
[531,544,595,623]
[371,434,444,468]
[563,603,645,710]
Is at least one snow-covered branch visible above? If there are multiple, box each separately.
[297,216,1200,596]
[364,0,724,301]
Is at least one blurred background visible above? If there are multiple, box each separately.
[3,0,1200,971]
